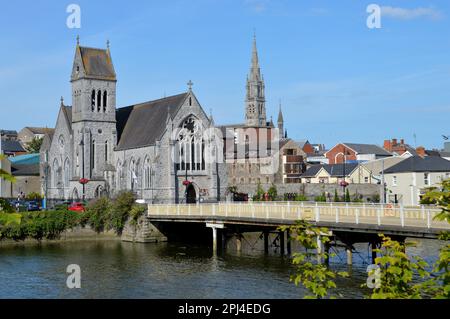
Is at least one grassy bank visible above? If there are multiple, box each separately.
[0,192,146,242]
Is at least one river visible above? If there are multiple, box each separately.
[0,238,444,299]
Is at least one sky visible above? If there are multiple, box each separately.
[0,0,449,150]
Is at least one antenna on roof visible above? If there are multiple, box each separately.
[106,39,110,50]
[76,35,80,46]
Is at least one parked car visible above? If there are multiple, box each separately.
[26,201,41,212]
[68,202,85,212]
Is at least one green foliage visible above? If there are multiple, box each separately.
[0,212,22,226]
[422,179,450,222]
[294,194,308,202]
[0,198,15,213]
[25,137,43,154]
[82,197,112,233]
[128,204,146,226]
[267,184,278,201]
[281,221,348,299]
[0,210,80,241]
[26,192,43,201]
[334,189,340,202]
[253,183,265,201]
[365,235,430,299]
[109,191,136,234]
[227,186,237,194]
[314,192,327,202]
[345,189,351,203]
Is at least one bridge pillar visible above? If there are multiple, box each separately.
[279,231,285,256]
[236,234,242,254]
[263,231,269,254]
[346,248,353,265]
[286,229,291,256]
[206,222,225,255]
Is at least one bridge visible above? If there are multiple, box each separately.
[147,202,448,264]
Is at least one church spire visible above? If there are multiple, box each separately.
[277,101,284,137]
[245,33,266,127]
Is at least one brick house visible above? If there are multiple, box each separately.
[325,143,392,164]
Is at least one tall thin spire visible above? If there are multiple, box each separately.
[245,33,266,127]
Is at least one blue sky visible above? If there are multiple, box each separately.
[0,0,449,150]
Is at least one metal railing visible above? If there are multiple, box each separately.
[147,202,449,230]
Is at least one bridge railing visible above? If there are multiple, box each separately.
[147,202,449,230]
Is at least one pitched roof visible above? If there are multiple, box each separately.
[302,163,359,178]
[343,143,392,156]
[24,127,55,135]
[79,47,116,80]
[0,129,18,136]
[62,106,72,129]
[8,153,40,165]
[0,139,25,153]
[384,156,450,173]
[116,93,188,150]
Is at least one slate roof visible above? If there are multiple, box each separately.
[116,93,188,150]
[79,47,116,81]
[62,106,72,129]
[11,163,40,176]
[24,127,55,135]
[0,129,18,136]
[0,139,25,153]
[302,163,359,178]
[343,143,392,156]
[384,156,450,173]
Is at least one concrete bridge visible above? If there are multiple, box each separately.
[146,202,448,264]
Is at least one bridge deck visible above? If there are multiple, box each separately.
[147,202,449,239]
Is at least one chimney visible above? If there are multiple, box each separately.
[392,138,398,146]
[384,140,392,151]
[416,146,426,158]
[400,139,405,145]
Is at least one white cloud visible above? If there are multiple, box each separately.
[244,0,270,13]
[381,6,443,20]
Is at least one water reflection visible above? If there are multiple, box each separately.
[0,238,444,299]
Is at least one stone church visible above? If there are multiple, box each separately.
[40,39,227,203]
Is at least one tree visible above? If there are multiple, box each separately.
[365,235,430,299]
[253,182,264,201]
[25,137,43,153]
[0,154,15,183]
[267,184,278,201]
[334,189,340,202]
[281,221,348,299]
[345,188,351,202]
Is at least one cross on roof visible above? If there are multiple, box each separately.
[187,80,193,91]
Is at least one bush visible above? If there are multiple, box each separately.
[0,198,14,213]
[268,184,278,201]
[294,194,308,202]
[314,192,327,202]
[109,191,136,234]
[26,192,43,201]
[83,197,112,233]
[253,183,265,201]
[334,189,341,202]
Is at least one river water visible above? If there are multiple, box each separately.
[0,238,444,299]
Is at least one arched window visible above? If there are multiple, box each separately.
[129,159,137,190]
[91,90,96,111]
[116,160,123,189]
[97,90,101,112]
[64,158,70,187]
[52,159,60,188]
[189,97,192,106]
[91,139,95,171]
[176,116,205,172]
[144,158,151,189]
[103,91,107,112]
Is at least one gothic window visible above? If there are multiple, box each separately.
[91,140,95,171]
[129,158,137,190]
[103,91,107,112]
[144,158,151,189]
[116,160,123,189]
[52,159,60,188]
[97,90,101,112]
[91,90,96,111]
[64,158,70,187]
[105,141,108,162]
[176,116,205,172]
[189,97,192,106]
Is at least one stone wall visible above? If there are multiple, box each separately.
[121,215,167,243]
[232,183,382,201]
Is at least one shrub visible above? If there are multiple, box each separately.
[109,191,136,234]
[26,192,43,201]
[268,184,278,201]
[294,194,308,202]
[0,198,14,213]
[315,192,327,202]
[83,197,112,233]
[334,189,340,202]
